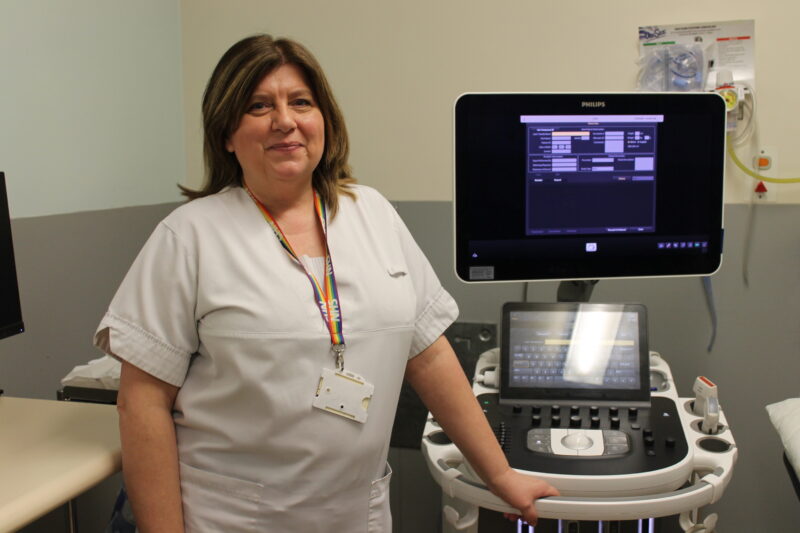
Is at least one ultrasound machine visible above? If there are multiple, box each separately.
[421,93,736,532]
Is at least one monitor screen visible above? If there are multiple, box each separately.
[501,302,649,404]
[454,93,726,282]
[0,172,24,340]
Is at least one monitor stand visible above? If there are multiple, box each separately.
[556,280,599,303]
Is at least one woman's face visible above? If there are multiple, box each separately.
[226,63,325,195]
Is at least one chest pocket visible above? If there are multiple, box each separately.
[387,264,407,278]
[335,242,417,335]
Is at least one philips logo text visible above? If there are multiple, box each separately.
[581,101,606,108]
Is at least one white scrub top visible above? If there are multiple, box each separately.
[94,185,458,533]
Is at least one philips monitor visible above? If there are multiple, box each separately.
[0,172,24,340]
[454,93,726,282]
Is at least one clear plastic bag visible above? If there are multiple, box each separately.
[637,44,706,92]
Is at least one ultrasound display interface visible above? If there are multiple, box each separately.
[454,93,726,282]
[524,115,662,236]
[501,303,649,404]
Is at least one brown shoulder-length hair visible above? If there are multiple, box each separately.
[181,35,356,215]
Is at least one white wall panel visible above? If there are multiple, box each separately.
[0,0,184,218]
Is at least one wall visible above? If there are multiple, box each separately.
[0,0,184,218]
[181,0,800,204]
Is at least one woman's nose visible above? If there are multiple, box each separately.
[271,104,296,132]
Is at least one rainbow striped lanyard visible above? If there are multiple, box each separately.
[245,185,346,370]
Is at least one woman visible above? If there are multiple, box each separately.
[95,34,558,532]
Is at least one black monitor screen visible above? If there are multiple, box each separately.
[0,172,24,340]
[454,93,726,282]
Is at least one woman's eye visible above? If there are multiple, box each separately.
[248,102,271,113]
[293,98,313,107]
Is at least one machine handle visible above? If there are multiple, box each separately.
[432,459,724,521]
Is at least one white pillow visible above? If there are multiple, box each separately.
[766,398,800,480]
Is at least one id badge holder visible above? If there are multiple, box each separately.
[313,367,374,423]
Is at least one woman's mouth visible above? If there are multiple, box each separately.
[268,142,303,152]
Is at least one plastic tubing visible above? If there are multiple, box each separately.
[727,136,800,183]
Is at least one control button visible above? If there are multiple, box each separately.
[609,407,619,417]
[512,405,522,414]
[528,442,551,454]
[551,404,561,414]
[601,430,629,455]
[630,423,641,430]
[570,405,580,415]
[644,435,655,447]
[590,406,599,416]
[628,407,639,419]
[603,429,630,455]
[532,405,542,414]
[570,415,582,428]
[604,443,629,455]
[529,429,550,439]
[526,429,552,454]
[495,423,507,446]
[551,415,561,427]
[643,428,653,438]
[590,416,601,428]
[610,416,620,429]
[646,450,656,457]
[531,415,541,426]
[665,437,676,448]
[562,432,594,450]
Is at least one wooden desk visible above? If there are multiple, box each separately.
[0,396,121,532]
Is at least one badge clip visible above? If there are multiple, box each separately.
[313,367,374,424]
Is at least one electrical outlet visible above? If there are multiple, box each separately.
[752,146,778,202]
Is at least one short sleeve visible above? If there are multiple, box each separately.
[390,207,459,358]
[93,221,199,387]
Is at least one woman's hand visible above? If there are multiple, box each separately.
[486,467,560,525]
[407,337,560,526]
